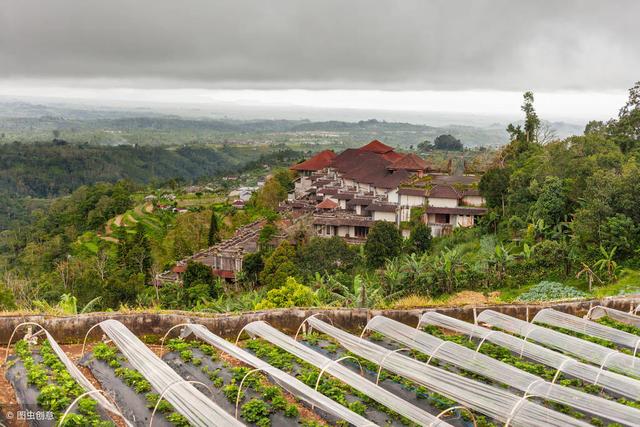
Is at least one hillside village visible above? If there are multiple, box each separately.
[158,140,487,283]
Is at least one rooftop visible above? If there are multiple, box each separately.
[316,198,339,209]
[290,150,336,171]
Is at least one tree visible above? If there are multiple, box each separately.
[609,81,640,153]
[479,167,510,211]
[296,236,357,279]
[576,263,602,292]
[599,214,639,259]
[407,222,432,254]
[364,221,402,269]
[182,261,221,299]
[529,176,569,228]
[594,246,619,282]
[207,210,220,247]
[522,91,540,144]
[417,140,433,152]
[433,134,463,151]
[260,241,298,289]
[242,252,264,286]
[117,223,152,280]
[255,169,293,210]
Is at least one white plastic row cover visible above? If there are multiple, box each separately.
[419,311,640,401]
[364,315,640,426]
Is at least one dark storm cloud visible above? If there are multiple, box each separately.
[1,0,638,90]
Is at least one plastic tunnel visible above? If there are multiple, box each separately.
[587,305,640,328]
[418,311,640,401]
[533,308,640,351]
[89,320,244,427]
[363,315,640,426]
[179,323,377,427]
[303,316,591,427]
[242,321,453,427]
[477,309,640,378]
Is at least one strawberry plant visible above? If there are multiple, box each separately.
[240,398,271,424]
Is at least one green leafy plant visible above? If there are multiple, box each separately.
[516,281,585,302]
[241,398,271,424]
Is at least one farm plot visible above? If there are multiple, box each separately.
[160,337,323,427]
[6,339,116,427]
[81,342,177,427]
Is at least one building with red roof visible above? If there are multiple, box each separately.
[287,139,486,240]
[316,198,339,210]
[290,150,336,172]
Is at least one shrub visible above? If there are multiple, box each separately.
[254,277,317,309]
[517,281,586,302]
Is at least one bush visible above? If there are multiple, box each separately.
[255,277,317,310]
[516,281,586,302]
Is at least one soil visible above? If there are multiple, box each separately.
[446,291,501,306]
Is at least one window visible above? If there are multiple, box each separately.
[355,226,368,238]
[434,213,450,224]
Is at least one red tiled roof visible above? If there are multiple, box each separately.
[173,265,186,273]
[358,140,394,154]
[389,153,428,171]
[290,150,336,171]
[428,184,461,199]
[462,188,481,197]
[316,198,339,209]
[381,151,405,162]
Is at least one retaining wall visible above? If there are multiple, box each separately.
[1,295,639,344]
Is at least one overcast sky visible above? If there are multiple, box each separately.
[1,0,639,122]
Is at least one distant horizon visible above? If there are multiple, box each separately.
[0,85,628,129]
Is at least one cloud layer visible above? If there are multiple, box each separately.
[1,0,639,91]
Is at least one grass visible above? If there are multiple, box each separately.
[591,268,640,298]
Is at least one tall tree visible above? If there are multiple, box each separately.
[522,91,540,144]
[207,210,220,247]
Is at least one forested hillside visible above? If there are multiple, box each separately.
[0,142,298,197]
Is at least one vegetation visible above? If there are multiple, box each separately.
[516,281,586,302]
[0,82,639,314]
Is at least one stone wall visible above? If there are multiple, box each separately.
[1,295,639,344]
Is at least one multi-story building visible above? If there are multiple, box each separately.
[289,140,487,240]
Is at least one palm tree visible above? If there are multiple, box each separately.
[594,246,619,282]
